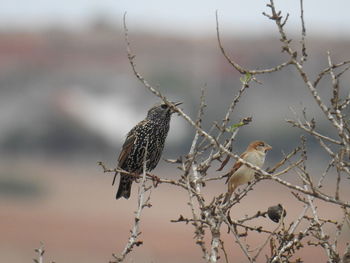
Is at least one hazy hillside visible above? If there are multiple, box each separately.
[1,24,350,159]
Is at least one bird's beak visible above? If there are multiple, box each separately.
[170,101,182,113]
[173,101,183,107]
[265,144,272,152]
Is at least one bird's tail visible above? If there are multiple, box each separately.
[116,173,132,199]
[224,172,231,184]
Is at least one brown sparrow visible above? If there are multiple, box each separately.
[223,141,272,203]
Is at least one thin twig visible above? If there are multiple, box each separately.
[215,10,292,76]
[299,0,307,63]
[111,140,151,262]
[33,243,45,263]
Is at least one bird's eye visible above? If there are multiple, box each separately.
[161,104,168,109]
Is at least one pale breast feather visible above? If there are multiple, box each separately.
[245,151,265,168]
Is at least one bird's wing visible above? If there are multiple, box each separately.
[224,152,247,184]
[216,154,230,171]
[216,145,233,171]
[117,125,139,167]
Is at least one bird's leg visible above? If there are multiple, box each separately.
[147,173,161,187]
[130,172,141,183]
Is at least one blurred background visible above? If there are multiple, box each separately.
[1,0,350,262]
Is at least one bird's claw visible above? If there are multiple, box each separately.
[147,173,161,187]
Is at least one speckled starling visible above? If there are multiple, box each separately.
[114,102,182,199]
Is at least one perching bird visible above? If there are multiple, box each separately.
[223,141,272,203]
[114,102,181,199]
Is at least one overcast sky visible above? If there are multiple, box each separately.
[1,0,350,37]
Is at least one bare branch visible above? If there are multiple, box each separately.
[299,0,308,63]
[111,140,151,262]
[313,60,350,87]
[286,119,343,145]
[33,243,45,263]
[222,213,254,262]
[215,10,292,76]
